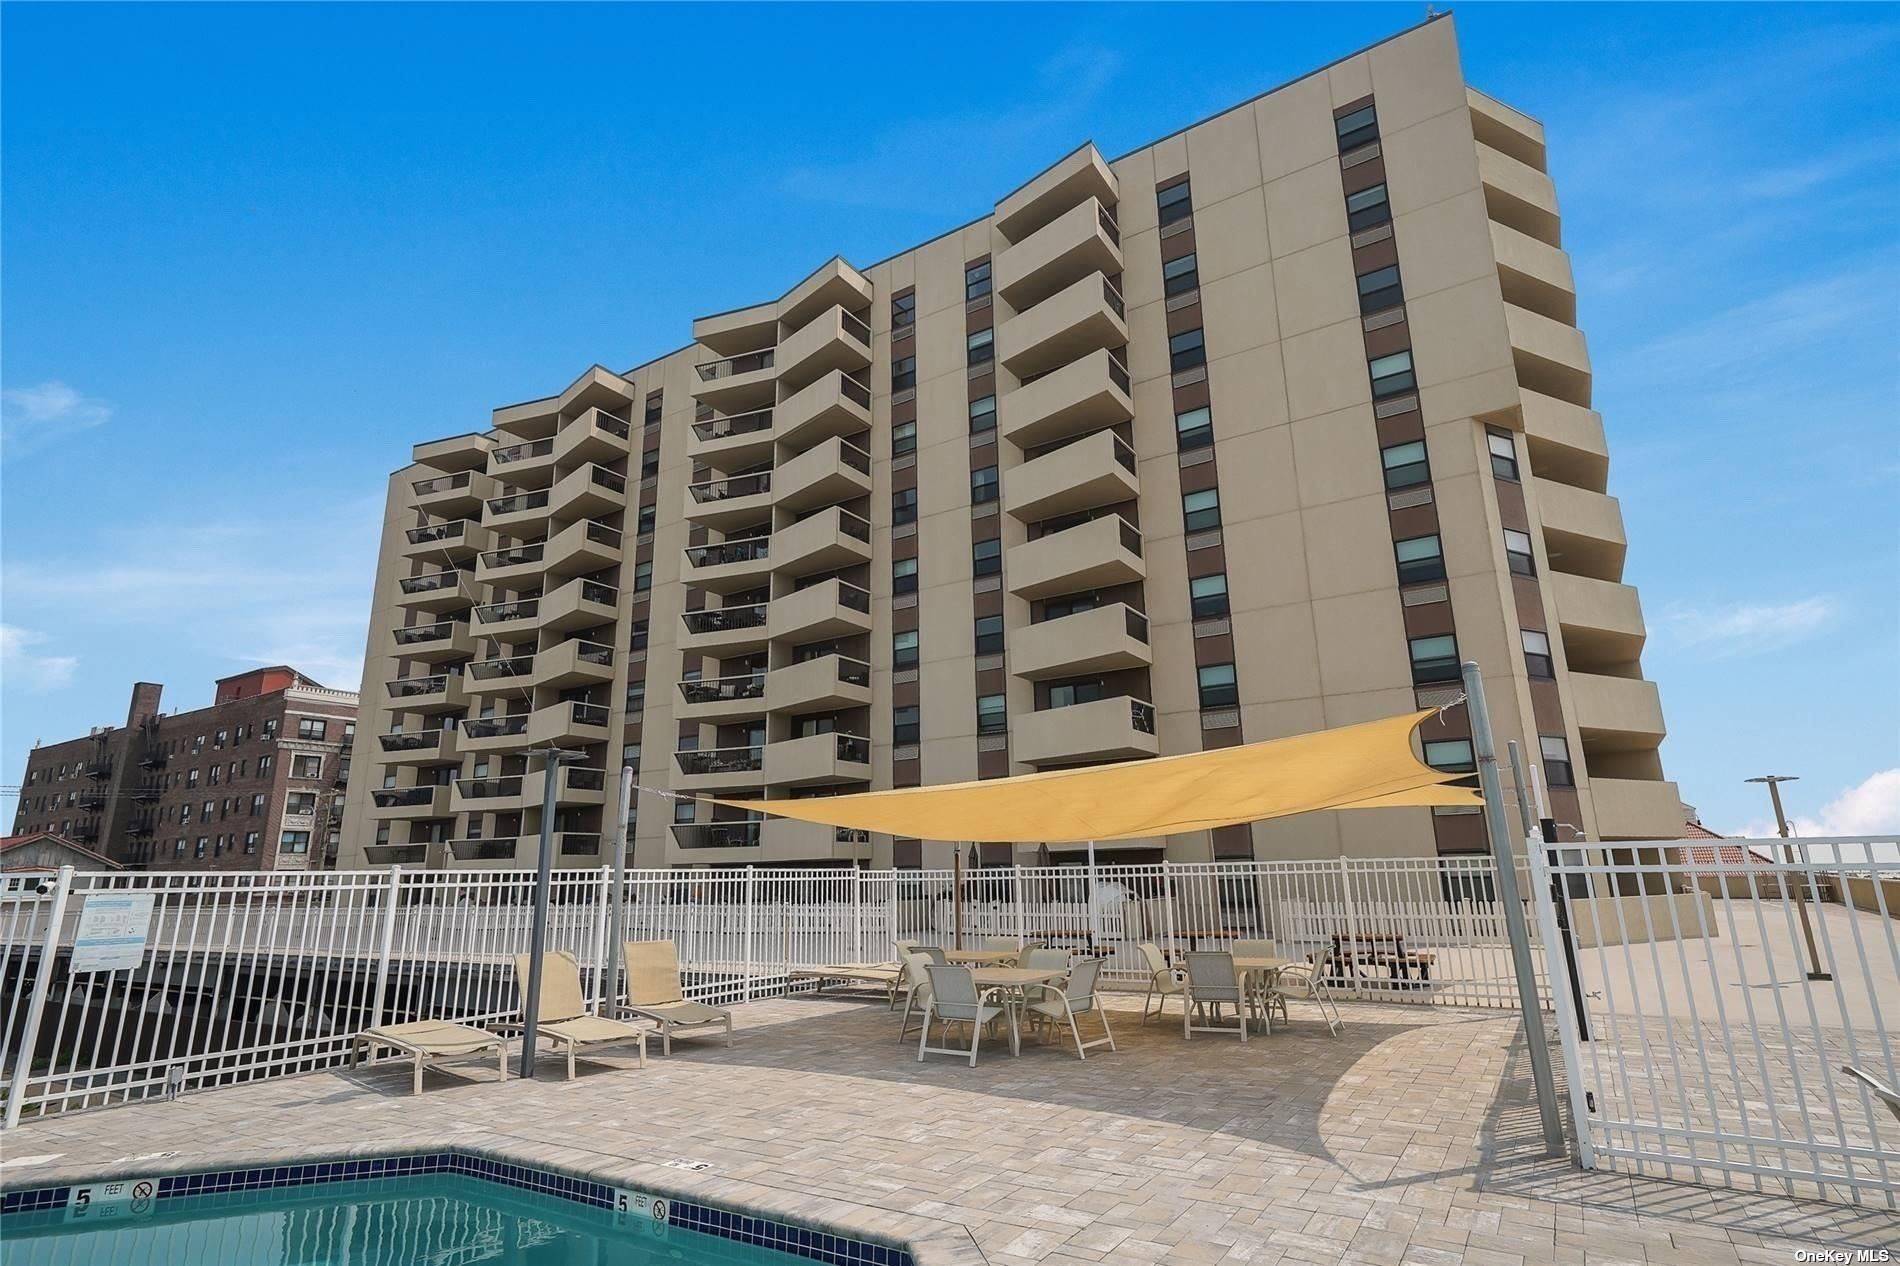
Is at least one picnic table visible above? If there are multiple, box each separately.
[1324,932,1434,988]
[944,947,1019,965]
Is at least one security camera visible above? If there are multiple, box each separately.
[34,879,52,897]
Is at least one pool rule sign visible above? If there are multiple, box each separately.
[70,892,155,972]
[66,1177,157,1223]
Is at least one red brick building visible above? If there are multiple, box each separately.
[9,668,360,872]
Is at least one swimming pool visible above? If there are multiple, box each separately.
[1,1155,913,1265]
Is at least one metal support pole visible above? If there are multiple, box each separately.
[1011,864,1027,947]
[5,866,74,1130]
[1510,742,1588,1041]
[742,865,757,1002]
[519,750,565,1079]
[952,848,965,950]
[1462,663,1566,1158]
[605,764,634,1015]
[1085,840,1101,953]
[1750,776,1830,981]
[367,866,403,1031]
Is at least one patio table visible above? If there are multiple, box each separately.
[1232,955,1295,1033]
[967,966,1069,1056]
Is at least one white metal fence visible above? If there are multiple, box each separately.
[1532,836,1900,1209]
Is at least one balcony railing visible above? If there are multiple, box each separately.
[406,521,468,545]
[840,374,871,408]
[394,620,463,647]
[399,571,463,595]
[692,409,773,443]
[469,654,535,681]
[1118,517,1143,557]
[566,767,607,792]
[581,412,631,441]
[379,730,443,753]
[584,520,623,549]
[832,733,872,764]
[81,760,113,780]
[457,776,523,800]
[682,603,768,634]
[577,579,618,607]
[686,538,770,568]
[839,439,872,474]
[673,822,762,849]
[690,472,772,503]
[487,490,550,516]
[588,465,628,496]
[840,309,872,345]
[449,839,518,861]
[838,510,872,543]
[493,438,554,466]
[372,787,439,809]
[474,598,539,625]
[697,348,775,381]
[1125,607,1150,641]
[837,582,871,613]
[676,746,763,776]
[1131,699,1157,734]
[413,472,471,496]
[559,832,602,856]
[1098,202,1121,246]
[572,702,610,727]
[575,641,614,668]
[481,543,545,569]
[679,672,765,705]
[462,716,529,740]
[1102,277,1125,319]
[1109,431,1135,472]
[137,752,167,770]
[1108,351,1130,395]
[387,675,449,698]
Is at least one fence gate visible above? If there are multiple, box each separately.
[1533,836,1900,1209]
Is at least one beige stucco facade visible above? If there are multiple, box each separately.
[340,15,1678,871]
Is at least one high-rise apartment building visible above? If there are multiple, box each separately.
[341,16,1677,872]
[11,668,360,871]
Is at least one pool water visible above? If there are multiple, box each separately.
[2,1173,809,1265]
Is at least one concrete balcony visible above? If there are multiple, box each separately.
[1015,695,1159,767]
[683,536,774,594]
[391,619,477,664]
[535,639,616,690]
[1519,389,1608,492]
[1001,348,1132,450]
[669,820,763,857]
[1590,777,1686,841]
[1467,88,1546,173]
[775,304,872,396]
[995,196,1122,310]
[765,654,871,716]
[395,569,473,614]
[465,653,536,700]
[676,671,767,722]
[1507,303,1591,408]
[1006,514,1145,601]
[1009,603,1152,681]
[543,518,623,579]
[486,435,557,487]
[680,601,771,655]
[691,347,777,413]
[457,714,531,755]
[377,727,463,766]
[540,576,619,633]
[552,408,633,467]
[1535,478,1627,582]
[673,745,765,793]
[411,432,492,474]
[685,470,774,531]
[402,519,492,563]
[1478,140,1561,247]
[472,596,541,641]
[1004,429,1139,523]
[412,470,496,518]
[445,837,528,868]
[553,365,638,419]
[368,785,452,820]
[365,842,435,867]
[452,773,529,816]
[777,257,874,332]
[767,578,872,643]
[483,488,551,534]
[764,818,872,861]
[477,540,547,587]
[548,462,628,521]
[1571,672,1667,751]
[1550,572,1647,674]
[1490,221,1576,325]
[528,699,611,747]
[688,407,777,466]
[995,143,1118,244]
[763,731,872,788]
[692,301,777,358]
[998,272,1128,380]
[775,370,872,451]
[384,672,469,716]
[774,434,872,513]
[771,506,873,578]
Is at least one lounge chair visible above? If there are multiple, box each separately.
[1183,951,1249,1042]
[1136,942,1184,1023]
[351,1020,507,1095]
[622,939,734,1054]
[916,964,1017,1066]
[510,950,649,1079]
[1263,956,1343,1037]
[1023,958,1116,1059]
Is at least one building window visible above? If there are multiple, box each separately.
[1521,629,1555,678]
[672,799,696,825]
[622,742,642,768]
[180,804,193,825]
[195,837,209,858]
[1540,735,1575,787]
[1380,440,1430,490]
[626,681,647,709]
[976,694,1007,735]
[1368,349,1416,399]
[968,394,996,433]
[280,831,311,854]
[892,291,915,328]
[893,557,919,595]
[1168,328,1206,373]
[1336,103,1378,151]
[971,538,1001,578]
[1162,252,1199,297]
[1157,178,1192,226]
[292,754,322,779]
[1504,528,1537,577]
[637,504,656,535]
[1408,634,1461,685]
[971,465,999,504]
[1049,678,1107,708]
[1346,182,1391,232]
[209,765,220,786]
[215,728,228,748]
[251,793,265,815]
[1424,739,1475,773]
[1182,488,1222,533]
[1394,535,1446,586]
[967,327,994,366]
[187,768,200,789]
[893,630,919,669]
[262,719,277,741]
[634,560,653,592]
[640,452,659,481]
[297,718,326,741]
[1356,264,1403,315]
[974,615,1005,655]
[893,487,918,525]
[286,791,317,814]
[892,355,916,391]
[1487,428,1521,481]
[1174,405,1213,450]
[257,754,274,777]
[174,838,186,856]
[964,259,991,302]
[891,419,916,457]
[893,705,921,745]
[1197,663,1239,709]
[1190,573,1230,619]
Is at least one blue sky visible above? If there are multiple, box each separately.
[3,3,1895,840]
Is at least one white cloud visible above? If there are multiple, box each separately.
[1728,769,1900,856]
[1,381,112,458]
[1658,596,1839,656]
[0,625,79,691]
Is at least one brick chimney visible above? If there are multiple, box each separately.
[126,682,164,730]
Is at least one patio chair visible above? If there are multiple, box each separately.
[1263,956,1343,1038]
[1024,958,1117,1060]
[510,950,648,1079]
[621,939,733,1055]
[1137,942,1184,1023]
[916,964,1016,1066]
[1019,946,1073,1008]
[897,949,936,1043]
[1182,951,1249,1043]
[351,1020,507,1096]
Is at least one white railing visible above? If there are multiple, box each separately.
[0,857,1545,1125]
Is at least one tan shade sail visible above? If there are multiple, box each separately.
[714,708,1480,844]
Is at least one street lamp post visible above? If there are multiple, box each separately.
[1746,775,1830,982]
